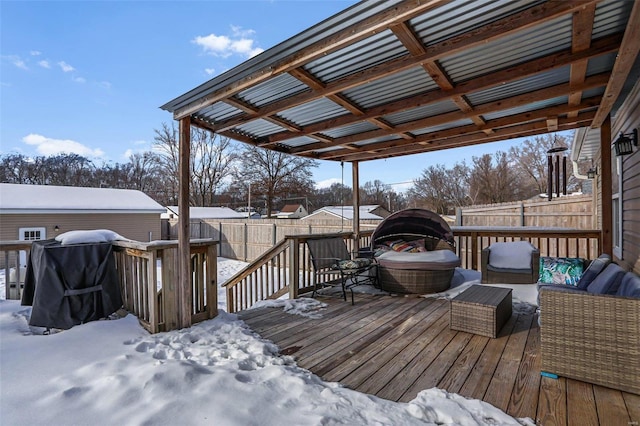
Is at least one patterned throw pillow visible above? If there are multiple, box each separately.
[333,258,373,270]
[387,239,426,253]
[538,257,585,286]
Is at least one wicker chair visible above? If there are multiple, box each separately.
[307,237,377,305]
[481,241,540,284]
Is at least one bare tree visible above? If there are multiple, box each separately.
[508,133,576,197]
[153,122,238,206]
[234,146,318,217]
[408,163,471,214]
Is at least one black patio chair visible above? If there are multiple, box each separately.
[307,237,377,305]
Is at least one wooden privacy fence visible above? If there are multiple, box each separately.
[452,227,602,271]
[112,239,218,333]
[456,195,595,228]
[224,231,372,313]
[166,218,379,262]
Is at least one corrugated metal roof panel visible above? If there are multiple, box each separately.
[593,0,634,38]
[442,15,571,82]
[382,99,460,126]
[196,102,243,123]
[305,29,407,83]
[353,135,400,146]
[342,67,437,109]
[322,121,379,139]
[410,0,543,46]
[236,73,308,108]
[481,97,568,121]
[411,119,476,136]
[278,98,349,127]
[466,67,571,106]
[275,135,319,148]
[235,119,285,139]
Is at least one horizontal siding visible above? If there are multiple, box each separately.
[614,80,640,274]
[0,213,162,243]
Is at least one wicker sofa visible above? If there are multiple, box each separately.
[539,258,640,395]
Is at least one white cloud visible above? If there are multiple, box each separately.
[38,60,50,69]
[5,55,28,70]
[205,68,216,75]
[72,76,86,83]
[58,61,75,72]
[30,50,41,56]
[192,26,262,58]
[22,133,104,158]
[98,81,112,89]
[315,178,343,189]
[133,140,148,146]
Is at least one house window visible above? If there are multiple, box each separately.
[20,228,45,241]
[18,227,46,266]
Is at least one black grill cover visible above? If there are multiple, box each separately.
[21,239,122,330]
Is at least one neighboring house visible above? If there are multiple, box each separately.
[0,183,165,267]
[275,204,308,219]
[166,206,245,220]
[571,78,640,275]
[302,205,390,222]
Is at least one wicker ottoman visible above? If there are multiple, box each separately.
[450,285,512,338]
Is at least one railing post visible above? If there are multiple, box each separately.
[207,243,218,319]
[147,250,158,333]
[288,238,300,300]
[471,231,479,271]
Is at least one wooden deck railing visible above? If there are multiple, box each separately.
[224,231,372,313]
[112,239,218,333]
[0,239,217,334]
[0,240,32,300]
[1,227,601,319]
[451,226,602,270]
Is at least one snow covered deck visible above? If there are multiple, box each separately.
[238,293,639,425]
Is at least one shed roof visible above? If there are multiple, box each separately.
[166,206,245,219]
[162,0,640,163]
[0,184,165,214]
[303,205,384,221]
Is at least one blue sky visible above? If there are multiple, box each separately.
[1,0,544,192]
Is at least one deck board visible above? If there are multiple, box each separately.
[238,293,636,424]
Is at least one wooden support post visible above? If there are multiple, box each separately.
[288,238,300,300]
[178,116,192,329]
[352,161,360,254]
[600,115,613,256]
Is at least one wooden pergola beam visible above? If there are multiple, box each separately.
[318,96,601,160]
[291,73,608,155]
[259,34,621,146]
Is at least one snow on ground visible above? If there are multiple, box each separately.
[0,259,536,425]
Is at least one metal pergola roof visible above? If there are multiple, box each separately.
[161,0,639,164]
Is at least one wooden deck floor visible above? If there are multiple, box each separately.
[238,293,640,425]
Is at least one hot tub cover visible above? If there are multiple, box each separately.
[22,239,122,330]
[371,208,454,248]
